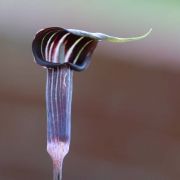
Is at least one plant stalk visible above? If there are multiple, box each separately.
[46,65,73,180]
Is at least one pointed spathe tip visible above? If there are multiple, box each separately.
[103,28,153,43]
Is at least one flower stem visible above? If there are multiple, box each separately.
[53,160,63,180]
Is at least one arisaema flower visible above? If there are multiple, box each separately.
[32,27,151,180]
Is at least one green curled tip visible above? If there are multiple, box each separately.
[101,28,152,43]
[67,28,152,43]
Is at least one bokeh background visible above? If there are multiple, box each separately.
[0,0,180,179]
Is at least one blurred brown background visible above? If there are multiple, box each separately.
[0,0,180,179]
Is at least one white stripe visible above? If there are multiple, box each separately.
[53,33,70,63]
[55,67,59,139]
[67,69,72,137]
[48,41,55,62]
[51,69,55,137]
[64,37,84,63]
[41,31,53,59]
[59,68,62,139]
[45,31,59,61]
[73,40,93,64]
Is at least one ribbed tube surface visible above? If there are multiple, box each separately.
[46,65,73,180]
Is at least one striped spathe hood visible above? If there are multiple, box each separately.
[32,27,152,71]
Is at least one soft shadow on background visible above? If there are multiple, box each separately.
[0,0,180,179]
